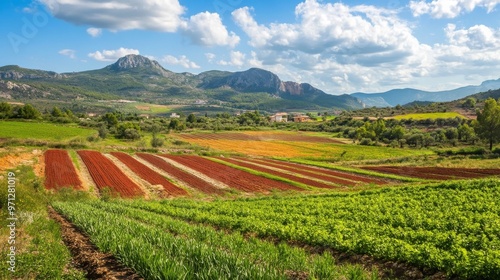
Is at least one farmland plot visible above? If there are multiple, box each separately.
[77,150,144,198]
[362,166,500,180]
[120,179,500,279]
[110,152,188,196]
[44,149,83,190]
[162,155,303,193]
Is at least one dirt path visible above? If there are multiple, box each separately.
[48,207,143,280]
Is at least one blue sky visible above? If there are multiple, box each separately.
[1,0,499,94]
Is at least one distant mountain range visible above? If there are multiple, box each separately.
[0,54,499,113]
[0,55,362,112]
[351,79,500,107]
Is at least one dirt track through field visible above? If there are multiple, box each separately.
[49,207,143,280]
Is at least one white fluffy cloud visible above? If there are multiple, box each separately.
[40,0,185,32]
[181,12,239,47]
[233,2,422,67]
[40,0,238,47]
[162,55,200,69]
[218,51,246,67]
[410,0,500,18]
[231,0,433,92]
[88,48,139,62]
[58,49,76,59]
[87,28,102,37]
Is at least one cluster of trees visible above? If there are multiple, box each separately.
[0,102,80,123]
[1,98,499,150]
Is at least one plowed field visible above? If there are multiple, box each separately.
[217,157,345,189]
[77,150,144,198]
[44,149,83,190]
[161,155,302,193]
[362,166,500,180]
[251,158,388,185]
[180,132,345,144]
[137,153,226,195]
[110,152,188,196]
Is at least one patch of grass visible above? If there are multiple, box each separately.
[390,112,465,120]
[0,165,86,279]
[0,121,93,141]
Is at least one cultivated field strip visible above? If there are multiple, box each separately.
[44,149,83,190]
[161,155,303,193]
[180,132,345,144]
[52,200,377,279]
[136,153,227,195]
[110,152,188,197]
[254,158,389,185]
[120,179,500,279]
[216,157,343,189]
[362,166,500,180]
[77,150,144,198]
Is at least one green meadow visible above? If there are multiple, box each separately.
[0,121,93,141]
[391,112,465,120]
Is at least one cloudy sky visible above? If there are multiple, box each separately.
[1,0,499,94]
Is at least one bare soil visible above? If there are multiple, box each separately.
[49,207,143,280]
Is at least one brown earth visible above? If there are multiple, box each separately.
[49,207,143,280]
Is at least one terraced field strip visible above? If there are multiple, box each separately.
[180,132,345,143]
[136,153,226,195]
[44,149,83,190]
[362,166,500,180]
[110,152,188,197]
[217,157,345,189]
[161,155,302,193]
[77,150,144,198]
[250,158,388,185]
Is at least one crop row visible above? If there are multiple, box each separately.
[44,149,82,190]
[77,150,144,198]
[137,153,226,195]
[52,201,376,279]
[362,166,500,180]
[110,152,188,196]
[121,179,500,279]
[162,155,302,192]
[180,132,344,144]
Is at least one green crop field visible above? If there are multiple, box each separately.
[52,179,500,279]
[52,200,378,279]
[0,121,93,140]
[391,112,465,120]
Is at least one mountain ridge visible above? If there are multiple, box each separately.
[0,55,363,111]
[352,79,500,107]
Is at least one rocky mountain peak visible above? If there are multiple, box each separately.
[109,54,163,71]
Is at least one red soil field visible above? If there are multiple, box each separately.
[248,158,388,185]
[77,150,144,198]
[110,152,188,196]
[361,166,500,180]
[180,133,344,144]
[218,157,345,189]
[136,153,226,195]
[161,155,302,193]
[44,149,83,190]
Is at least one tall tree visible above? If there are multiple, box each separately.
[475,98,500,150]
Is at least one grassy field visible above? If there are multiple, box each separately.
[0,121,94,141]
[390,112,465,120]
[0,166,86,279]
